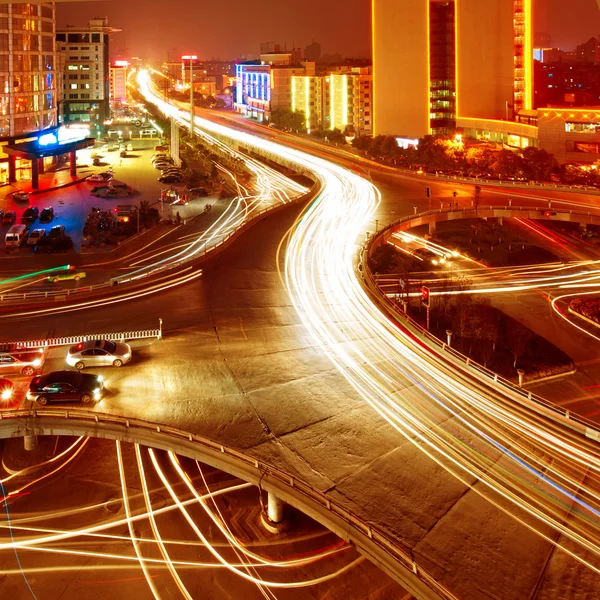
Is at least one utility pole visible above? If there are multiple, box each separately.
[182,54,197,140]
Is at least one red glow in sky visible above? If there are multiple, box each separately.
[57,0,600,61]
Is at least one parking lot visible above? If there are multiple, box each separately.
[0,138,212,254]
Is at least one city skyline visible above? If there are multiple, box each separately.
[57,0,600,61]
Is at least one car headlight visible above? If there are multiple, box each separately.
[32,359,42,367]
[96,375,104,382]
[1,389,12,400]
[93,388,102,399]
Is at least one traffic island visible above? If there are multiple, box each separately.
[569,297,600,328]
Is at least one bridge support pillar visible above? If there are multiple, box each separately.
[24,433,37,451]
[428,221,436,236]
[261,491,289,533]
[268,492,285,523]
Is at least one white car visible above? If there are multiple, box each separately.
[67,339,132,370]
[12,191,30,202]
[27,228,45,246]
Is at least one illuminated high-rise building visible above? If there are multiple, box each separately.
[0,3,58,183]
[372,0,533,137]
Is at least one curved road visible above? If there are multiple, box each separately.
[1,103,600,597]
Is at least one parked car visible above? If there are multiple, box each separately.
[48,266,86,283]
[2,211,16,225]
[39,207,54,222]
[0,351,44,376]
[27,370,104,405]
[188,187,209,197]
[0,378,14,402]
[158,175,183,184]
[12,191,29,202]
[48,224,65,238]
[21,207,39,223]
[27,228,46,246]
[66,339,132,369]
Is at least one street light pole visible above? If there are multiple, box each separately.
[182,54,197,141]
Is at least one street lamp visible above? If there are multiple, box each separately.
[182,55,197,140]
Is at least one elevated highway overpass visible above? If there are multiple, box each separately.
[0,77,598,599]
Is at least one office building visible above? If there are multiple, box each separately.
[291,68,373,136]
[110,60,128,104]
[235,52,315,121]
[372,0,533,138]
[56,17,119,128]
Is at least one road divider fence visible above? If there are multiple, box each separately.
[0,319,162,352]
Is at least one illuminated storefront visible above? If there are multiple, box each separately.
[3,126,94,188]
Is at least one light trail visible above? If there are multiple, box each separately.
[148,448,363,589]
[136,71,600,576]
[116,440,161,599]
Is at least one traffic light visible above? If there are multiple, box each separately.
[425,187,431,198]
[420,286,430,307]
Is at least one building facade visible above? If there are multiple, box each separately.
[56,17,117,129]
[0,2,58,184]
[234,53,314,121]
[291,68,373,136]
[110,60,128,103]
[372,0,533,137]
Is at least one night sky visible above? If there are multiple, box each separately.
[57,0,600,62]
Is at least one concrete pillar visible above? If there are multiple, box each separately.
[267,492,285,524]
[497,217,503,226]
[69,151,77,177]
[428,221,436,236]
[37,157,45,175]
[31,158,39,190]
[517,369,525,387]
[8,154,16,183]
[24,434,37,451]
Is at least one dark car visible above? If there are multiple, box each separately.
[48,224,65,238]
[158,175,182,184]
[39,207,54,222]
[2,211,16,225]
[21,207,39,223]
[188,187,208,197]
[27,370,104,405]
[412,248,437,262]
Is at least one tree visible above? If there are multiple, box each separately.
[522,147,557,182]
[506,322,532,369]
[327,128,346,143]
[381,136,400,157]
[491,149,525,179]
[270,107,305,131]
[473,185,482,218]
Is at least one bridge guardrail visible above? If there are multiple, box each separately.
[361,208,600,443]
[0,406,459,600]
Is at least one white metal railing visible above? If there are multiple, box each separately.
[0,320,163,351]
